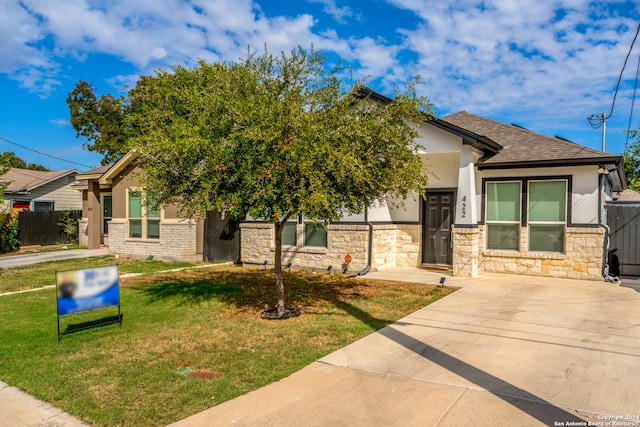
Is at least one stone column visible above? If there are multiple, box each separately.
[452,146,480,277]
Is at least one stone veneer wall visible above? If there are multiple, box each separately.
[107,219,202,262]
[240,222,422,272]
[472,225,604,280]
[78,219,88,247]
[452,226,480,277]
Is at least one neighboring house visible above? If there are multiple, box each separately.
[1,168,81,212]
[73,153,205,262]
[241,92,625,280]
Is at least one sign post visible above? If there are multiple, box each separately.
[56,265,123,341]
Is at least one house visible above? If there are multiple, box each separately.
[240,99,624,280]
[1,168,81,212]
[73,153,206,262]
[74,89,625,280]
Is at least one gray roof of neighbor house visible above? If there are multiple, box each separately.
[441,111,622,169]
[1,168,79,194]
[612,189,640,202]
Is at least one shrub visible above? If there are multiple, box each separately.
[0,212,20,253]
[57,210,79,245]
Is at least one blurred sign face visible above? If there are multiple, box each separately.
[56,265,120,316]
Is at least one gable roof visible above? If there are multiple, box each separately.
[441,112,621,169]
[2,168,79,194]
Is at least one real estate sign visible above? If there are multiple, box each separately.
[56,265,120,316]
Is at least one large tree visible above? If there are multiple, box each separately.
[105,47,432,317]
[67,80,132,164]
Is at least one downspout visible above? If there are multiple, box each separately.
[599,167,618,282]
[357,207,372,276]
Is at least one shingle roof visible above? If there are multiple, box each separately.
[612,189,640,202]
[441,112,621,168]
[2,168,78,193]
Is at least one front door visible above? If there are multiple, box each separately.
[422,192,454,265]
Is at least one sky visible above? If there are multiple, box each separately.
[1,0,640,172]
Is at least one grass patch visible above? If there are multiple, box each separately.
[0,265,454,426]
[0,256,198,294]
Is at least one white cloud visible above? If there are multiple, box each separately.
[50,118,70,127]
[307,0,353,24]
[2,0,640,155]
[388,0,640,134]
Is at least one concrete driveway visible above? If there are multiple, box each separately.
[172,272,640,426]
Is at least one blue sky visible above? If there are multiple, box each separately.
[1,0,639,171]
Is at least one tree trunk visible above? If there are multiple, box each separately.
[274,220,286,317]
[274,213,293,317]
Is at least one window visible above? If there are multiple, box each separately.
[304,222,327,247]
[528,180,566,252]
[33,201,54,211]
[128,190,161,239]
[486,182,521,250]
[281,221,297,246]
[11,200,31,210]
[102,195,112,235]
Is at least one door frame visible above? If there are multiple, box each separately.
[421,189,456,266]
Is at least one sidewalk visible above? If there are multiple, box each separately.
[0,381,87,427]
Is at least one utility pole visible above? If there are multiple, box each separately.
[588,112,608,152]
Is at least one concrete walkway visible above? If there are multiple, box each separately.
[171,271,640,426]
[0,248,108,269]
[0,381,87,427]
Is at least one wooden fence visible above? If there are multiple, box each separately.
[17,210,82,246]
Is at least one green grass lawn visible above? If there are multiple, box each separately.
[0,256,197,294]
[0,265,453,426]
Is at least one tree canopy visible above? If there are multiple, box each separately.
[0,151,49,171]
[67,80,131,164]
[73,47,433,317]
[624,127,640,192]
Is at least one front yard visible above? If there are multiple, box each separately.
[0,260,452,426]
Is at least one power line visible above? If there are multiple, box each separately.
[0,136,93,169]
[623,49,640,155]
[588,21,640,151]
[608,22,640,120]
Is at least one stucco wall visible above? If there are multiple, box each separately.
[476,165,600,225]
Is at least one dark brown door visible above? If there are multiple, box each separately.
[422,192,454,265]
[203,212,241,262]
